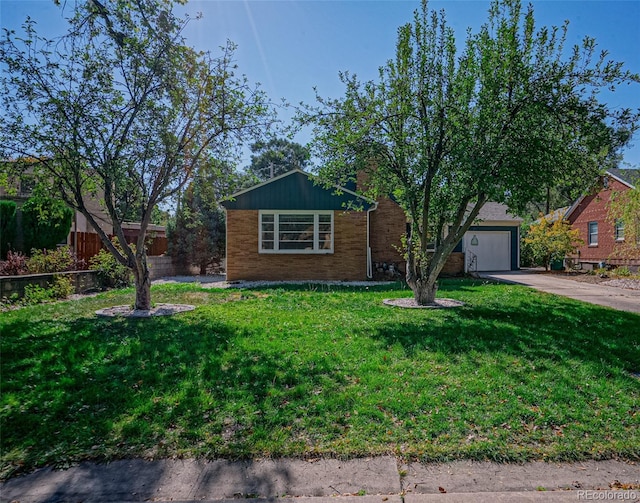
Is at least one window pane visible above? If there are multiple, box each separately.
[319,233,331,249]
[277,214,314,250]
[279,240,314,250]
[259,212,333,253]
[588,222,598,245]
[279,214,313,223]
[279,222,313,232]
[615,220,624,240]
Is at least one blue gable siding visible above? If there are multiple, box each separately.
[221,171,372,211]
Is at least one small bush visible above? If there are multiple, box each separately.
[51,274,74,298]
[21,274,74,305]
[22,283,52,304]
[0,251,28,276]
[89,249,132,289]
[594,267,609,278]
[27,246,82,273]
[614,266,631,277]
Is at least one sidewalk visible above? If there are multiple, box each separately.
[479,270,640,313]
[2,457,639,502]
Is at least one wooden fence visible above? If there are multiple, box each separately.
[70,232,168,265]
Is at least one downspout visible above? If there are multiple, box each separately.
[366,201,379,279]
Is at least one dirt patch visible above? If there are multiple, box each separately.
[383,298,464,309]
[95,303,195,317]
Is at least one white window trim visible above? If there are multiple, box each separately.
[259,210,334,254]
[588,221,598,246]
[614,219,625,242]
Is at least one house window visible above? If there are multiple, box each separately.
[588,221,598,246]
[614,219,624,241]
[259,211,333,253]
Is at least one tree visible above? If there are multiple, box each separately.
[303,0,639,304]
[21,186,74,252]
[523,182,590,222]
[1,0,273,309]
[523,215,583,270]
[247,138,311,181]
[168,160,231,274]
[0,200,17,259]
[607,186,640,259]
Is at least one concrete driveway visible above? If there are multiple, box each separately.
[480,271,640,314]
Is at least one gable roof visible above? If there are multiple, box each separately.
[564,168,639,220]
[220,169,375,211]
[477,202,523,223]
[465,202,523,223]
[607,168,640,189]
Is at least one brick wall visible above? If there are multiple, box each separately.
[147,256,176,280]
[370,197,407,274]
[440,252,465,276]
[226,210,369,281]
[567,177,639,266]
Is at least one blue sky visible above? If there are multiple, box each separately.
[2,0,639,169]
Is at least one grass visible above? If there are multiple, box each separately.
[1,279,639,479]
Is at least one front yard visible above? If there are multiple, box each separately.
[1,279,638,479]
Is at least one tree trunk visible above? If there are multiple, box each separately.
[406,275,439,305]
[133,255,152,310]
[405,240,441,306]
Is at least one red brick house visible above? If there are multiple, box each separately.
[221,169,522,281]
[565,168,640,270]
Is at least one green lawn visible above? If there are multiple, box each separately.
[1,279,639,479]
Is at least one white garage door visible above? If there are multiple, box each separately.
[465,231,511,271]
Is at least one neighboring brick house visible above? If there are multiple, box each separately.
[565,168,640,270]
[221,169,521,281]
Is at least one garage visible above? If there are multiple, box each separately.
[464,230,512,272]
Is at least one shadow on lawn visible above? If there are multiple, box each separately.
[2,280,639,480]
[0,311,342,479]
[373,281,640,373]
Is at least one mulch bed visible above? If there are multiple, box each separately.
[95,303,195,317]
[383,298,465,309]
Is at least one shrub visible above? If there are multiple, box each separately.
[27,246,83,274]
[21,189,73,252]
[51,274,74,298]
[0,200,17,259]
[615,266,631,277]
[22,275,73,305]
[523,215,583,271]
[89,248,132,289]
[594,267,608,277]
[0,250,28,276]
